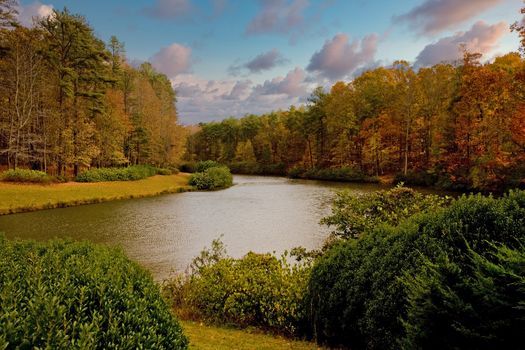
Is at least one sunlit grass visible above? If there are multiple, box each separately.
[180,321,324,350]
[0,173,191,215]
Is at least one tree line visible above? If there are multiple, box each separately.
[0,2,185,177]
[185,52,525,192]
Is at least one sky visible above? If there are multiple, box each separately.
[17,0,523,124]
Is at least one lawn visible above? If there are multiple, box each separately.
[181,321,325,350]
[0,173,191,215]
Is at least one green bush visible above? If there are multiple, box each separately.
[287,166,307,179]
[286,166,378,183]
[178,162,196,173]
[0,169,54,183]
[156,167,173,175]
[0,237,188,349]
[307,190,525,349]
[226,162,287,176]
[321,185,450,239]
[75,165,159,182]
[304,167,365,182]
[163,239,309,336]
[393,170,438,187]
[195,160,221,173]
[227,161,260,174]
[402,243,525,349]
[188,166,233,190]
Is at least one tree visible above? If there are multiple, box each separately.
[40,8,110,175]
[0,27,50,170]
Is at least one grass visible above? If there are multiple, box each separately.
[0,173,191,215]
[180,321,324,350]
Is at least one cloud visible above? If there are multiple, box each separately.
[229,49,288,75]
[246,0,309,36]
[245,49,288,73]
[394,0,503,35]
[150,43,193,78]
[171,68,312,123]
[306,33,378,80]
[253,67,307,97]
[222,80,253,100]
[143,0,192,20]
[17,1,53,27]
[415,21,509,67]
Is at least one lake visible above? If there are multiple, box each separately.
[0,175,389,280]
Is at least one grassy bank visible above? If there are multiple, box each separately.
[180,321,323,350]
[0,173,191,215]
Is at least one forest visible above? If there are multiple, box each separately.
[185,52,525,192]
[0,3,186,177]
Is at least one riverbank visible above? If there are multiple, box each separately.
[180,321,324,350]
[0,173,192,215]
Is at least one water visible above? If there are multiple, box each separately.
[0,175,389,281]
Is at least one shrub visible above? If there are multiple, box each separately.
[0,237,188,349]
[188,166,233,190]
[227,161,259,174]
[304,167,365,182]
[163,239,309,336]
[321,185,450,239]
[0,169,54,183]
[307,190,525,349]
[393,170,438,187]
[156,167,173,175]
[401,243,525,349]
[287,166,378,183]
[178,162,196,173]
[226,162,286,176]
[195,160,221,173]
[287,166,306,179]
[75,165,159,182]
[257,162,287,175]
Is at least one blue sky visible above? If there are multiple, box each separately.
[18,0,523,124]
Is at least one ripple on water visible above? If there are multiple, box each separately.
[0,175,396,280]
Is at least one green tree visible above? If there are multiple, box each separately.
[40,8,110,175]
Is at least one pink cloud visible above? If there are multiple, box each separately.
[415,20,509,66]
[150,43,192,78]
[394,0,504,35]
[253,67,307,97]
[246,0,309,36]
[306,33,378,80]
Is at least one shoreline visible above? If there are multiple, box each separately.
[0,173,193,216]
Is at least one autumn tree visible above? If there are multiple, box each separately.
[39,9,111,175]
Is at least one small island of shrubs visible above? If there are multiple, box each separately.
[188,160,233,190]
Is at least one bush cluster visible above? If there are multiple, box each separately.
[0,169,55,183]
[163,186,525,349]
[227,161,286,176]
[194,160,221,173]
[75,165,170,182]
[393,170,439,187]
[287,166,378,183]
[163,239,309,336]
[321,185,450,239]
[307,190,525,349]
[188,162,233,190]
[0,237,187,349]
[178,162,196,173]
